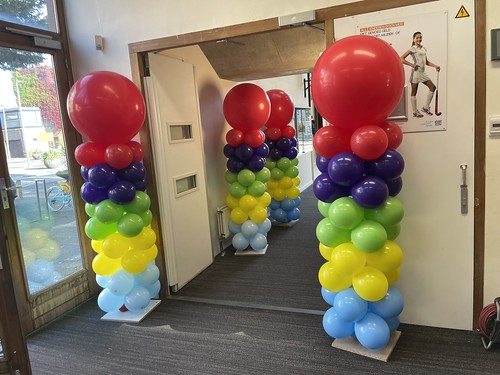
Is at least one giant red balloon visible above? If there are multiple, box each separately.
[313,126,352,159]
[265,89,295,129]
[223,83,270,131]
[311,35,404,131]
[67,71,146,146]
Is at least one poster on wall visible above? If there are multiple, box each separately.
[356,11,447,133]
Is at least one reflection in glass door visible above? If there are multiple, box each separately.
[0,47,83,295]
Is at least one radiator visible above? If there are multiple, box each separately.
[217,205,232,255]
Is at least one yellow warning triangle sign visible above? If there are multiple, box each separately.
[455,5,470,18]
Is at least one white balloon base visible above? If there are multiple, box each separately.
[234,245,268,256]
[101,299,161,323]
[331,330,401,362]
[271,219,298,227]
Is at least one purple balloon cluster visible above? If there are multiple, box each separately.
[313,150,404,208]
[224,143,270,173]
[267,136,298,161]
[80,161,147,205]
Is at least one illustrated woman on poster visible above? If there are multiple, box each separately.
[401,31,440,118]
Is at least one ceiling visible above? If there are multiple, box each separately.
[198,23,326,81]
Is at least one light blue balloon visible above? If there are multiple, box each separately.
[323,307,354,339]
[321,287,337,306]
[145,280,161,298]
[287,208,300,221]
[96,275,111,288]
[333,288,368,322]
[250,233,267,251]
[354,312,390,349]
[107,270,135,296]
[232,233,249,251]
[125,286,151,312]
[228,220,242,235]
[27,259,54,284]
[257,218,272,234]
[135,263,160,286]
[241,220,259,238]
[271,208,287,222]
[280,198,295,212]
[369,286,404,319]
[294,196,302,207]
[384,316,400,332]
[98,289,124,312]
[269,198,281,210]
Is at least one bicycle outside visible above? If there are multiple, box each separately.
[47,179,72,211]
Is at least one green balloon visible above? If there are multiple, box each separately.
[265,160,276,170]
[316,218,351,248]
[85,203,96,217]
[328,197,364,230]
[317,201,331,218]
[125,191,151,214]
[225,170,238,184]
[351,220,387,253]
[229,182,247,198]
[285,166,299,178]
[277,157,291,171]
[255,167,271,183]
[237,169,256,187]
[117,213,144,237]
[85,217,117,240]
[140,210,153,227]
[271,167,284,180]
[365,197,404,226]
[291,158,299,166]
[384,223,401,240]
[95,199,124,223]
[247,181,266,197]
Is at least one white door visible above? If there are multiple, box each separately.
[335,0,474,329]
[145,54,213,291]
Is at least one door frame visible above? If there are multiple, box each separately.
[127,0,486,327]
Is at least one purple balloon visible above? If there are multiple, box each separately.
[108,180,136,204]
[284,147,298,159]
[276,136,291,151]
[365,150,405,181]
[265,138,275,148]
[313,173,351,203]
[386,176,403,196]
[351,176,389,209]
[80,166,89,181]
[254,143,269,158]
[80,182,108,204]
[327,152,365,187]
[227,157,244,173]
[223,144,235,158]
[290,138,297,147]
[316,155,330,173]
[88,163,118,189]
[133,178,148,192]
[246,155,265,172]
[268,148,283,161]
[118,161,146,182]
[234,144,254,161]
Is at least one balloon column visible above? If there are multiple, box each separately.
[67,71,160,314]
[311,35,406,350]
[263,89,301,224]
[223,83,272,253]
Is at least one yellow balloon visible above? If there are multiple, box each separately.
[273,188,286,201]
[239,194,258,213]
[319,243,335,261]
[318,261,352,292]
[143,244,158,262]
[293,177,301,187]
[23,249,36,268]
[286,186,300,199]
[226,194,240,210]
[365,240,403,273]
[130,227,157,250]
[92,253,121,276]
[330,242,366,277]
[384,267,401,285]
[121,249,148,274]
[102,232,130,259]
[230,207,248,224]
[35,239,61,260]
[91,239,103,253]
[267,178,279,190]
[23,227,49,250]
[258,192,271,207]
[352,266,389,302]
[249,205,267,223]
[279,176,294,189]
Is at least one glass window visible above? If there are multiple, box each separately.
[293,107,313,153]
[0,0,58,32]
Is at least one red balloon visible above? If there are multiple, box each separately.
[244,129,265,148]
[67,71,146,146]
[350,125,388,161]
[226,129,244,147]
[312,126,352,159]
[281,125,296,139]
[311,35,404,131]
[379,121,403,150]
[265,127,282,141]
[127,140,144,161]
[223,83,270,131]
[75,142,105,167]
[105,144,134,169]
[265,89,295,129]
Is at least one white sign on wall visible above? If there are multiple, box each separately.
[356,12,448,133]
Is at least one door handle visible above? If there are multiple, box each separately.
[460,164,468,215]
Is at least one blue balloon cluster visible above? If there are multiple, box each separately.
[313,151,404,206]
[269,197,301,223]
[229,218,272,251]
[224,143,269,173]
[267,136,298,161]
[96,262,161,313]
[321,286,403,349]
[81,161,147,205]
